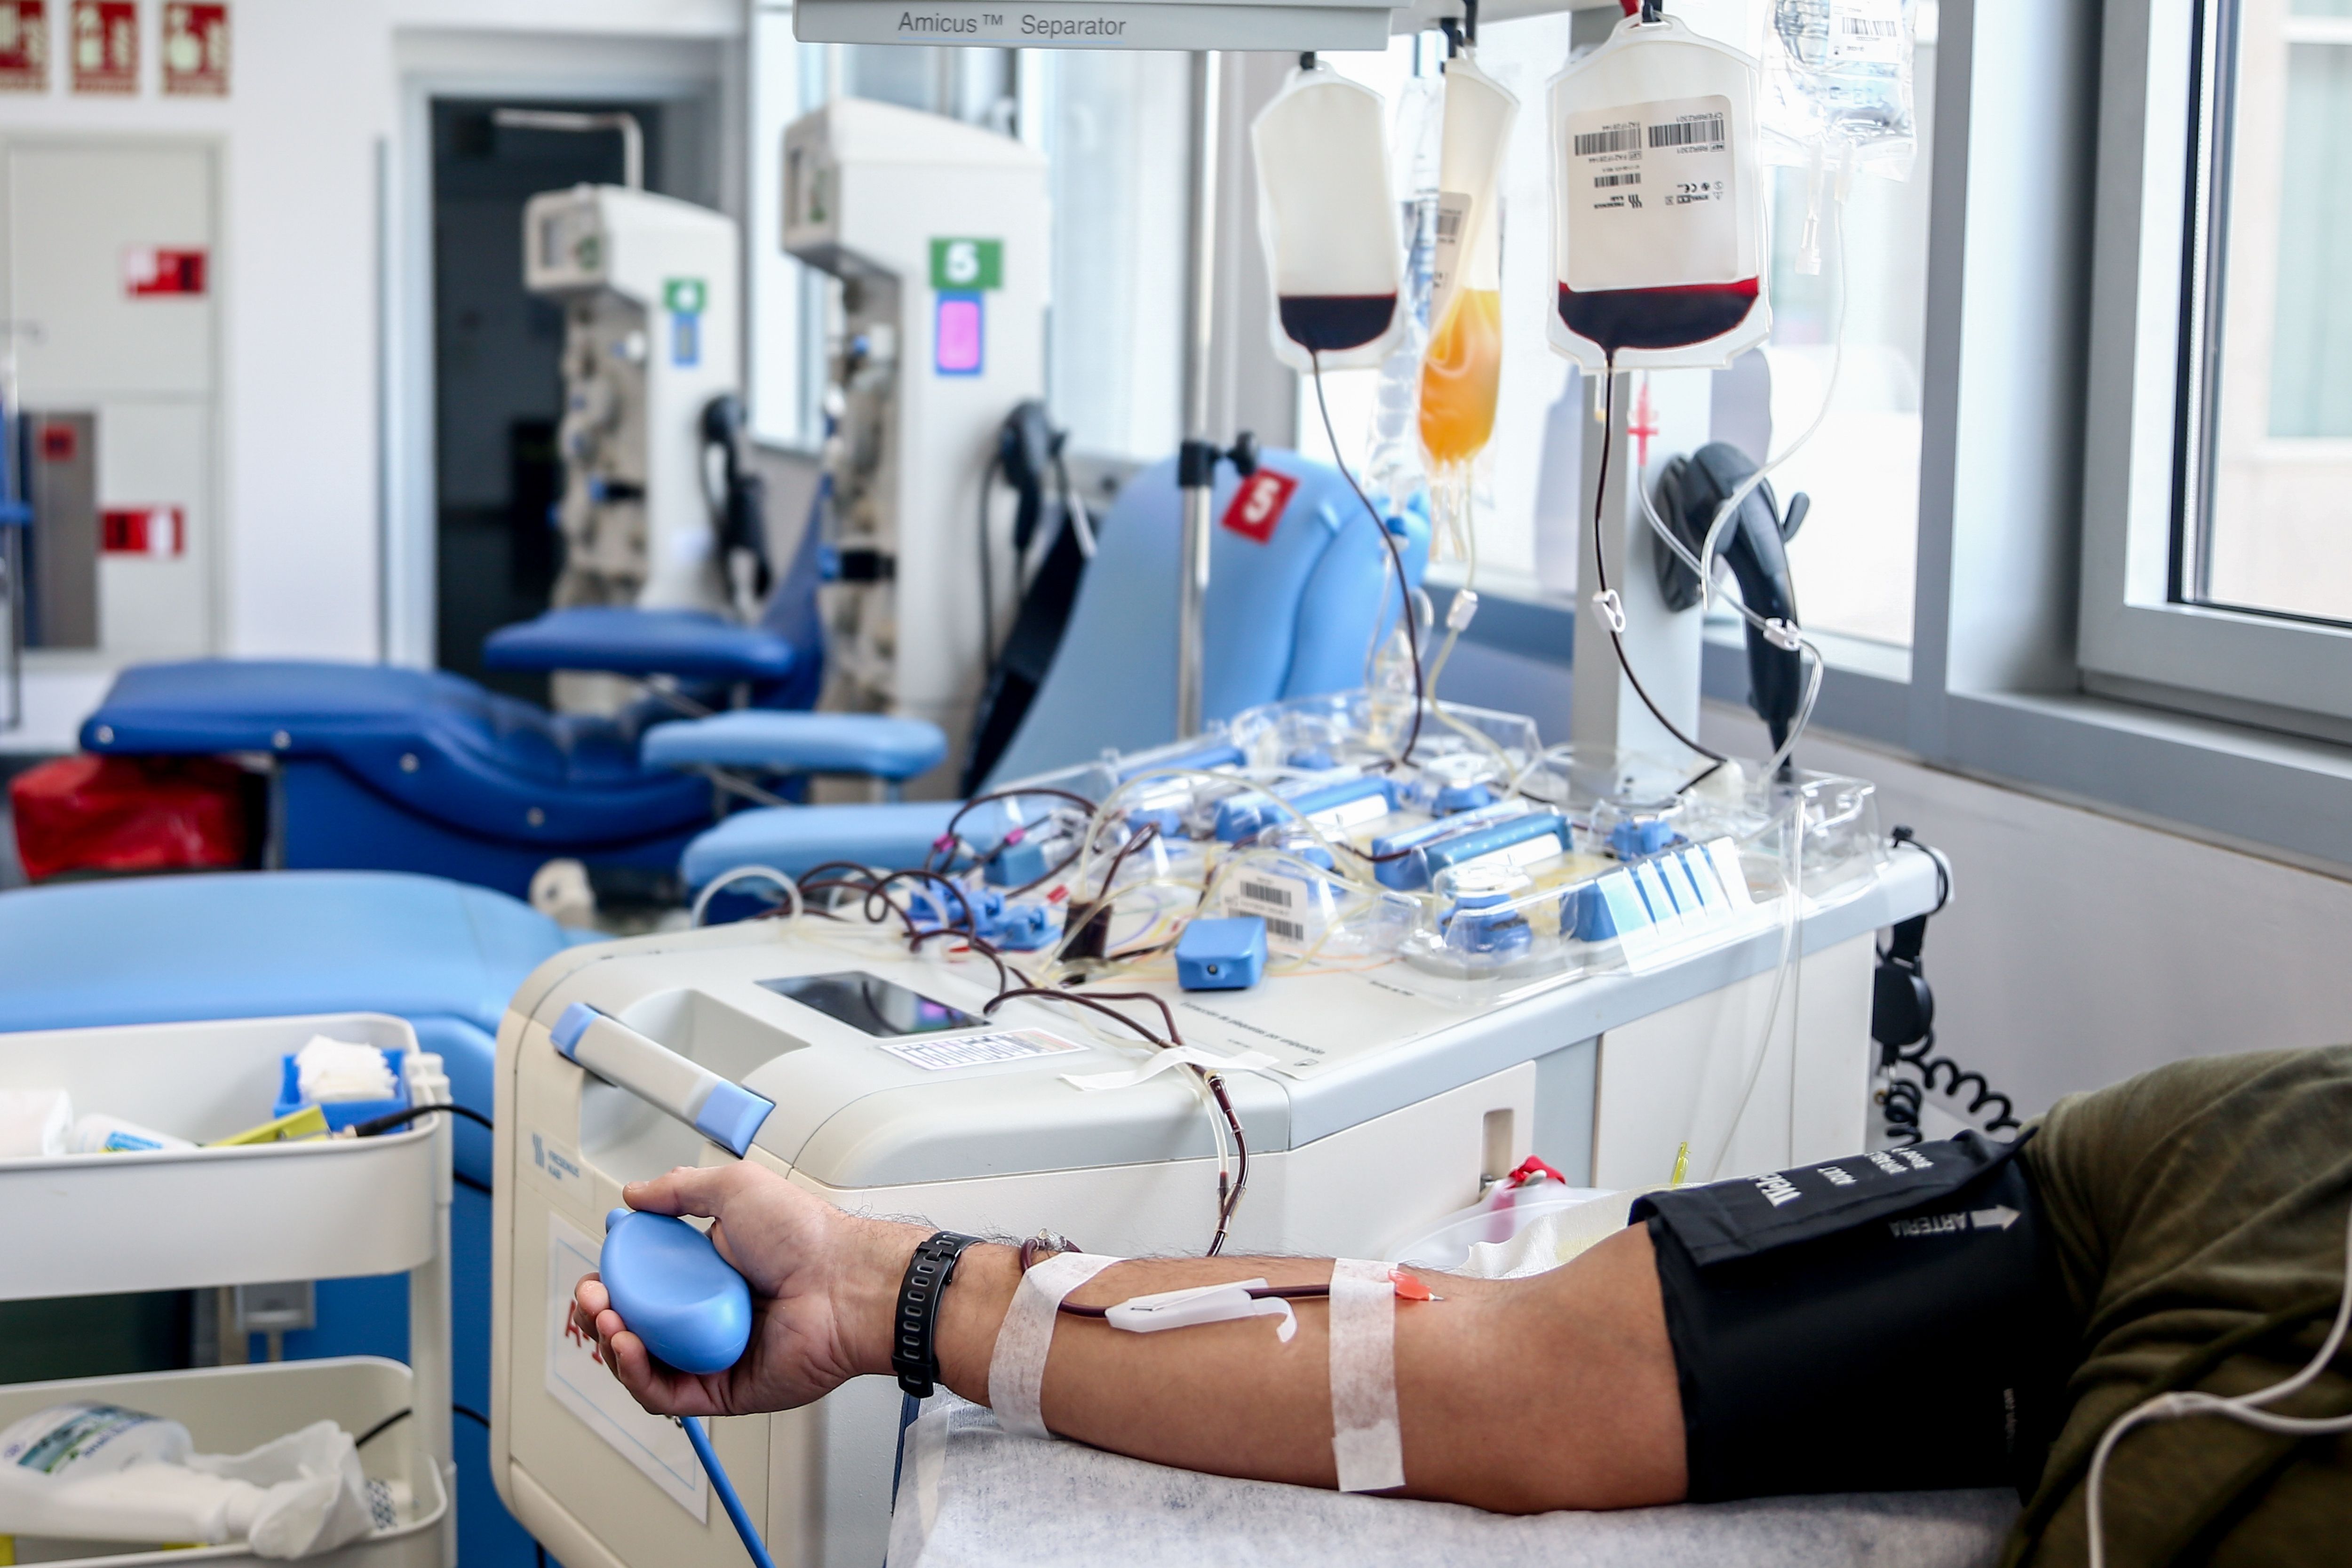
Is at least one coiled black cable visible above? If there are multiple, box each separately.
[1873,828,2022,1143]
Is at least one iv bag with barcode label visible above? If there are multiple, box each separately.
[1253,62,1406,374]
[1546,10,1771,373]
[1761,0,1918,178]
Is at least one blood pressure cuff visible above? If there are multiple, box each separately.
[1633,1131,2068,1502]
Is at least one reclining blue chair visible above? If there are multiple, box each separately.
[670,447,1426,889]
[0,445,1421,1568]
[72,513,945,899]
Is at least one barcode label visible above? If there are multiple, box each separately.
[1829,0,1906,63]
[1264,915,1307,943]
[1239,879,1295,909]
[1573,121,1643,157]
[1648,114,1725,150]
[1429,191,1473,320]
[1564,93,1738,293]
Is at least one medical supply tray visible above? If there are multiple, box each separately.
[0,1012,454,1568]
[0,1014,439,1298]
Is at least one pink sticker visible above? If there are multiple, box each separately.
[936,294,983,375]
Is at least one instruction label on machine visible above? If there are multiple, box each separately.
[545,1212,710,1520]
[881,1028,1081,1072]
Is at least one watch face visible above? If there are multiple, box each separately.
[758,971,981,1038]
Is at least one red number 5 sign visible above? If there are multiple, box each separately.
[1219,469,1298,546]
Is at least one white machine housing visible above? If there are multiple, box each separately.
[781,100,1049,780]
[487,848,1936,1568]
[524,184,742,619]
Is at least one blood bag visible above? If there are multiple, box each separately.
[1546,10,1771,373]
[1416,54,1518,560]
[1253,62,1405,374]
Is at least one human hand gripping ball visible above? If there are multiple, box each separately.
[571,1162,914,1418]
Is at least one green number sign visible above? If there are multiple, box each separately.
[929,239,1002,292]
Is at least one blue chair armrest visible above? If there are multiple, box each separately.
[681,801,963,886]
[642,711,948,782]
[482,607,800,683]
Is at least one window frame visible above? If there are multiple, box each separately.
[2078,0,2352,728]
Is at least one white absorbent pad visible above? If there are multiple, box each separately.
[885,1395,2017,1568]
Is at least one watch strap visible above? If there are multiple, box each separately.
[892,1230,982,1397]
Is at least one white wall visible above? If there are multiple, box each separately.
[0,0,740,749]
[1698,701,2352,1117]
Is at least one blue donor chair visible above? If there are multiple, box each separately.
[673,445,1428,889]
[68,510,943,899]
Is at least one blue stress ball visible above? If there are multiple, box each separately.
[599,1209,752,1375]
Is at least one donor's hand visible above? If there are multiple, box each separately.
[571,1162,922,1417]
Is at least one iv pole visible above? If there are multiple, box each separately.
[1174,50,1220,739]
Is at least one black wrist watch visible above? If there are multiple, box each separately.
[892,1230,983,1397]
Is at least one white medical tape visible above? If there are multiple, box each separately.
[1327,1257,1405,1493]
[986,1250,1122,1441]
[1060,1046,1278,1092]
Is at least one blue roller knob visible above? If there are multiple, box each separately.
[600,1209,752,1375]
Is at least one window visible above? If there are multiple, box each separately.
[2183,0,2352,624]
[2081,0,2352,729]
[1037,49,1190,460]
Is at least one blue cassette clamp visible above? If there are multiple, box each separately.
[1176,915,1270,990]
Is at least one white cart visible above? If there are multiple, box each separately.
[0,1012,455,1568]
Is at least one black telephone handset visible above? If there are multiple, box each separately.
[1651,441,1809,758]
[700,393,773,604]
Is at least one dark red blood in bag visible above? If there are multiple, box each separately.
[1558,277,1761,357]
[1279,293,1399,354]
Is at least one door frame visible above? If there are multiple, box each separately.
[385,30,738,670]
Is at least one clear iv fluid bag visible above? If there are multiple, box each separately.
[1254,63,1405,373]
[1546,12,1771,372]
[1761,0,1918,177]
[1367,66,1445,520]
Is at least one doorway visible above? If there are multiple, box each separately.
[429,98,677,701]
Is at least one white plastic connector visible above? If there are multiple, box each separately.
[1762,618,1803,652]
[403,1051,452,1110]
[1445,589,1479,634]
[1104,1279,1298,1342]
[1591,589,1626,634]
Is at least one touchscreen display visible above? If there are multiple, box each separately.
[758,971,982,1038]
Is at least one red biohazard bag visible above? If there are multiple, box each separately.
[9,754,255,881]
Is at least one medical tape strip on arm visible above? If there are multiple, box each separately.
[987,1251,1122,1440]
[1328,1258,1406,1493]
